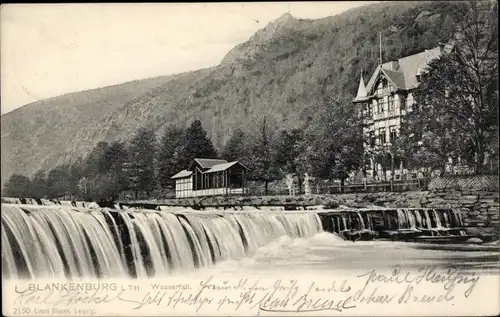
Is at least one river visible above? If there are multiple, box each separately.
[1,203,499,316]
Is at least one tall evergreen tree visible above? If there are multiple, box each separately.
[157,126,185,189]
[245,117,281,195]
[178,120,218,168]
[126,127,158,198]
[85,141,110,177]
[103,141,129,198]
[222,128,248,162]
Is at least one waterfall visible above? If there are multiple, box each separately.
[356,212,366,230]
[442,210,450,228]
[1,204,322,280]
[396,209,406,229]
[432,209,444,229]
[423,210,432,229]
[413,210,423,228]
[405,209,417,229]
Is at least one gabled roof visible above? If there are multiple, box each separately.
[189,158,228,170]
[393,46,442,90]
[171,170,193,179]
[360,45,450,99]
[381,69,406,90]
[172,160,248,179]
[364,65,383,97]
[206,161,248,173]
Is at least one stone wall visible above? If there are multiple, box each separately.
[130,190,499,235]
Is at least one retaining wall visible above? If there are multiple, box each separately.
[132,190,498,235]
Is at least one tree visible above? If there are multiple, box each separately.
[274,128,309,194]
[31,170,47,199]
[45,166,71,198]
[221,128,247,162]
[157,126,185,189]
[401,1,498,174]
[177,120,218,168]
[3,174,32,198]
[245,117,281,195]
[104,140,129,194]
[84,141,110,177]
[307,96,364,188]
[68,159,85,198]
[126,127,158,198]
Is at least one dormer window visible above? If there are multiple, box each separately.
[376,77,387,96]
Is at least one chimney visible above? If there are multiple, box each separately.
[384,61,399,71]
[438,42,445,52]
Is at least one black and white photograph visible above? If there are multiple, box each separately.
[1,2,499,316]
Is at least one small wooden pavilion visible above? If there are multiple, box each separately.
[171,158,248,198]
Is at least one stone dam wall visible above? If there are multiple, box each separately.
[126,190,499,235]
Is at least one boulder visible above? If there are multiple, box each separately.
[466,237,483,244]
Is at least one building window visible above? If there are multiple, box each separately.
[400,94,406,111]
[378,128,386,145]
[388,95,394,112]
[363,103,372,119]
[389,126,397,143]
[407,93,414,110]
[369,131,375,148]
[376,77,387,96]
[377,98,385,114]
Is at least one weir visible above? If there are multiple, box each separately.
[318,208,467,242]
[1,199,470,280]
[1,204,321,280]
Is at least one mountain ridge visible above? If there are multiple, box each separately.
[1,1,463,186]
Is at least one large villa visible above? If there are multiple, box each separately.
[352,43,455,181]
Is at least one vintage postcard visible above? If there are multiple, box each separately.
[1,2,499,316]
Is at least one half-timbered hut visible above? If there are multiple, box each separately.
[171,158,248,198]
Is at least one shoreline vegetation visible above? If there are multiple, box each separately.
[2,2,498,203]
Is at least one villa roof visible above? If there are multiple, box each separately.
[381,68,406,90]
[360,44,453,99]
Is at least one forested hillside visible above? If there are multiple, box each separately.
[1,1,465,186]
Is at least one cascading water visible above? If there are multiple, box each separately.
[432,209,444,229]
[357,213,366,230]
[1,204,322,280]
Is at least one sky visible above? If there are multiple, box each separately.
[0,2,374,115]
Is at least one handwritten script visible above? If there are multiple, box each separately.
[8,265,482,315]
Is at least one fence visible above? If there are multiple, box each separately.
[311,178,429,194]
[428,174,499,191]
[247,178,430,196]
